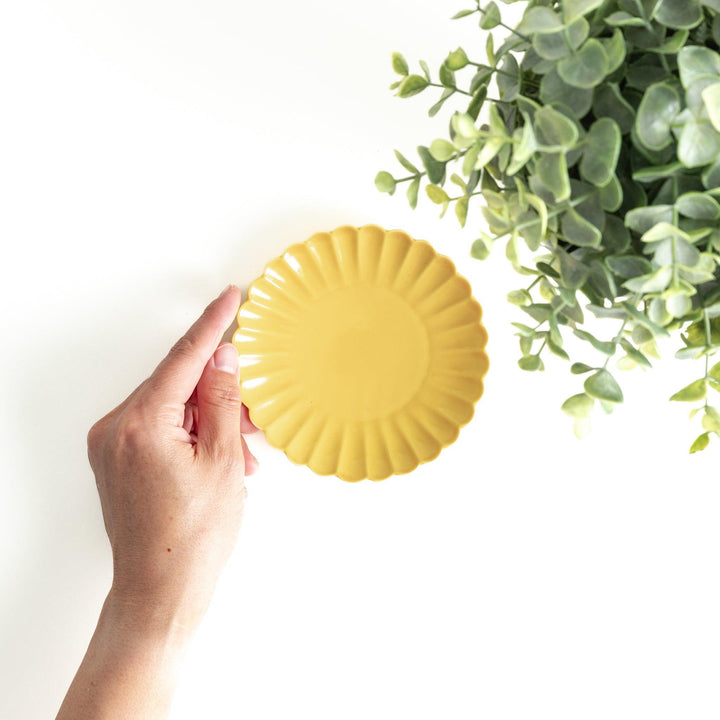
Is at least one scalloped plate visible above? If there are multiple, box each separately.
[233,224,489,482]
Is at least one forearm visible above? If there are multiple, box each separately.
[56,590,193,720]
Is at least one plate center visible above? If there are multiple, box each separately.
[293,283,429,420]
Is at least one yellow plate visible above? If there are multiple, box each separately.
[233,224,489,482]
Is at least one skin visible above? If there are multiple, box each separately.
[56,285,258,720]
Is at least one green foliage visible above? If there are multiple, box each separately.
[378,0,720,452]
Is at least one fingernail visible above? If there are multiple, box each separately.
[214,343,239,374]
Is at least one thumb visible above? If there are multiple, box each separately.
[196,343,244,464]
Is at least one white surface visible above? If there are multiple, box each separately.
[2,2,720,718]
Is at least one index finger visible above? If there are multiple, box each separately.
[147,285,242,405]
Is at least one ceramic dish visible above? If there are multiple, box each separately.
[233,224,489,481]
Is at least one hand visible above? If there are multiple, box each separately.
[87,284,258,630]
[57,285,258,720]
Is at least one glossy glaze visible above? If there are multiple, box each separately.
[233,224,489,481]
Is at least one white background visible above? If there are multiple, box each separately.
[2,1,720,719]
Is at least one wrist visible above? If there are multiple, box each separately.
[103,585,200,653]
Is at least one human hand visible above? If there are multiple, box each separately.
[87,284,258,633]
[56,286,258,720]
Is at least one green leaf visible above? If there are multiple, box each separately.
[471,235,492,260]
[562,0,604,24]
[534,106,579,149]
[574,328,617,355]
[518,354,543,371]
[535,152,571,203]
[557,247,589,289]
[397,74,429,98]
[429,139,456,162]
[518,6,563,35]
[455,196,469,227]
[507,289,532,306]
[497,54,521,102]
[690,432,711,453]
[439,63,456,89]
[620,339,652,368]
[406,176,420,209]
[676,192,720,220]
[507,114,538,176]
[710,361,720,380]
[621,302,671,337]
[653,0,703,29]
[533,18,589,61]
[593,84,636,135]
[446,47,469,71]
[452,9,476,19]
[602,29,627,74]
[677,111,720,168]
[394,150,419,175]
[375,171,396,194]
[584,369,624,403]
[392,52,409,76]
[635,83,681,150]
[571,362,595,374]
[561,393,595,418]
[580,118,622,187]
[598,175,623,212]
[419,60,431,81]
[540,68,594,118]
[677,47,720,90]
[561,207,602,247]
[623,265,673,294]
[548,337,570,360]
[607,255,653,278]
[480,1,502,29]
[703,407,720,433]
[605,11,647,27]
[426,184,450,205]
[417,146,446,185]
[428,88,454,118]
[625,205,675,235]
[670,378,707,402]
[557,40,609,89]
[702,83,720,133]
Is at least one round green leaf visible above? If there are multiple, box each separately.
[446,47,469,71]
[676,192,720,220]
[593,84,635,134]
[534,152,571,203]
[561,207,602,247]
[375,171,396,194]
[561,393,595,418]
[580,118,622,186]
[430,139,456,162]
[540,68,594,118]
[702,83,720,133]
[653,0,703,29]
[635,83,681,150]
[471,235,492,260]
[562,0,603,24]
[678,111,720,168]
[480,1,501,29]
[392,52,409,76]
[677,47,720,90]
[584,369,624,403]
[518,354,543,371]
[557,40,609,89]
[518,6,563,35]
[534,106,579,149]
[533,18,589,61]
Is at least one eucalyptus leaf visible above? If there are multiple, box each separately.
[584,369,624,403]
[580,118,622,186]
[635,83,682,150]
[557,40,609,89]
